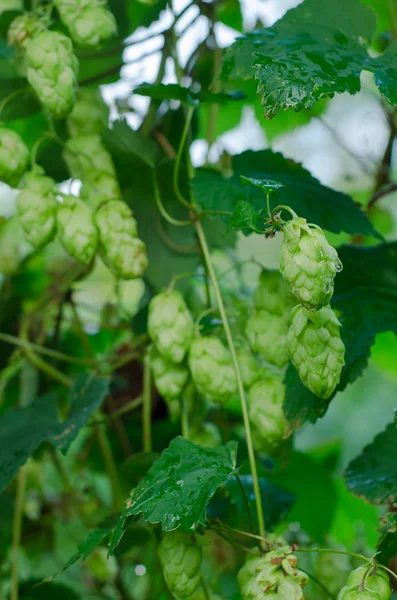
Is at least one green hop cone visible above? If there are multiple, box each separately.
[57,195,98,264]
[150,345,189,412]
[158,529,202,599]
[0,128,29,187]
[7,14,44,74]
[246,310,289,368]
[254,269,296,315]
[67,88,109,137]
[237,347,261,389]
[190,422,222,448]
[280,216,342,311]
[26,31,78,118]
[248,375,288,455]
[17,167,58,248]
[338,590,381,600]
[95,200,147,279]
[287,305,345,399]
[340,567,391,600]
[189,336,238,404]
[54,0,117,48]
[148,290,194,364]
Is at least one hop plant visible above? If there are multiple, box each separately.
[26,31,78,118]
[280,216,342,311]
[238,546,308,600]
[158,529,203,599]
[190,423,222,448]
[57,196,98,265]
[54,0,117,48]
[245,310,289,368]
[95,200,147,279]
[150,346,189,409]
[0,0,22,14]
[189,337,238,404]
[7,14,44,74]
[0,128,29,187]
[337,566,392,600]
[248,375,288,455]
[67,88,109,137]
[287,305,345,399]
[148,290,194,364]
[17,167,57,248]
[338,592,380,600]
[237,348,261,389]
[254,270,296,315]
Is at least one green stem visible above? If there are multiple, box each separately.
[266,194,271,219]
[0,88,30,121]
[141,43,168,136]
[195,219,265,538]
[91,396,143,424]
[377,563,397,583]
[272,204,298,220]
[205,36,222,163]
[93,415,124,512]
[143,352,152,452]
[200,579,211,600]
[199,209,233,217]
[11,467,27,600]
[153,170,191,226]
[69,301,97,363]
[299,568,335,600]
[235,473,257,537]
[293,547,371,563]
[173,106,195,209]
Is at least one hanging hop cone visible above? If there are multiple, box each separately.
[190,422,222,448]
[238,546,308,600]
[26,31,78,118]
[0,128,29,187]
[17,166,58,248]
[246,310,290,369]
[158,529,203,599]
[237,347,261,389]
[189,336,238,404]
[56,195,98,265]
[95,200,147,279]
[148,290,194,364]
[254,269,296,316]
[54,0,117,48]
[248,374,288,455]
[150,345,189,421]
[67,88,109,137]
[338,566,392,600]
[7,14,44,74]
[287,305,345,399]
[280,216,342,311]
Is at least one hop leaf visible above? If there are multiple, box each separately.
[280,217,342,311]
[254,270,296,315]
[189,336,238,404]
[57,195,98,264]
[248,375,288,455]
[67,88,109,137]
[0,128,29,187]
[148,290,194,364]
[26,31,78,118]
[17,167,57,249]
[190,423,222,448]
[287,305,345,399]
[150,345,189,404]
[246,310,289,368]
[95,200,147,279]
[338,566,392,600]
[54,0,117,48]
[158,529,203,598]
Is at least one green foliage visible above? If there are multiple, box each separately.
[377,513,397,564]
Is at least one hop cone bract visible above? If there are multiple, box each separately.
[54,0,117,48]
[280,217,342,311]
[148,290,194,364]
[17,167,57,248]
[57,195,97,264]
[246,310,289,368]
[0,128,29,187]
[27,31,78,118]
[338,567,391,600]
[287,305,345,399]
[248,375,287,454]
[150,345,189,401]
[254,270,296,315]
[189,336,238,404]
[237,348,261,389]
[158,529,202,599]
[190,423,222,448]
[67,88,109,137]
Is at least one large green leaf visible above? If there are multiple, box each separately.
[109,437,238,552]
[0,374,109,493]
[192,150,377,237]
[377,512,397,564]
[103,118,159,167]
[134,82,245,105]
[345,419,397,505]
[221,0,397,117]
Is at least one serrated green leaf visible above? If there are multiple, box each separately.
[109,437,238,552]
[240,175,284,195]
[345,420,397,504]
[0,374,109,492]
[227,200,261,233]
[370,42,397,106]
[377,512,397,564]
[103,118,159,167]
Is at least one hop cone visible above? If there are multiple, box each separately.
[158,529,202,599]
[17,167,57,248]
[238,547,308,600]
[67,88,109,137]
[27,31,78,118]
[0,0,22,14]
[0,128,29,187]
[338,590,381,600]
[148,290,194,364]
[54,0,117,48]
[248,375,287,455]
[287,305,345,399]
[280,217,342,311]
[150,345,189,402]
[7,14,43,50]
[56,195,98,264]
[189,337,238,404]
[95,200,147,279]
[190,423,222,448]
[338,567,391,600]
[246,310,289,368]
[254,269,295,315]
[237,348,261,389]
